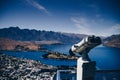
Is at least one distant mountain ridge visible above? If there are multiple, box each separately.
[0,27,120,48]
[0,27,86,44]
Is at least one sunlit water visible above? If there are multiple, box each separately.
[1,44,120,70]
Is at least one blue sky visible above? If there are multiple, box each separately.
[0,0,120,36]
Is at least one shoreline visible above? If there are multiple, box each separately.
[0,52,76,80]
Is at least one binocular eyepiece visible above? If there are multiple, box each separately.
[87,35,101,44]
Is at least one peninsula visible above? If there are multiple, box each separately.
[42,50,78,60]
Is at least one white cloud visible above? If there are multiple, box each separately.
[108,24,120,34]
[96,24,120,36]
[26,0,50,14]
[71,17,95,35]
[70,16,120,36]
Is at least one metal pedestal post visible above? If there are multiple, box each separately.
[77,58,96,80]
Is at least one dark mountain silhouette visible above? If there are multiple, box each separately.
[0,27,120,48]
[0,27,86,44]
[103,34,120,48]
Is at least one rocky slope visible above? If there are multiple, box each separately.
[103,34,120,48]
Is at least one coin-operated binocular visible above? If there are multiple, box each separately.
[69,35,101,80]
[69,35,101,61]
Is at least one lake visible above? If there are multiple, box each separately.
[1,44,120,70]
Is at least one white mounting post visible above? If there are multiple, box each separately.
[77,58,96,80]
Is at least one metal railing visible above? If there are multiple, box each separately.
[55,70,120,80]
[95,70,120,80]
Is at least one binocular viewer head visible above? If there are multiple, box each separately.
[69,35,101,57]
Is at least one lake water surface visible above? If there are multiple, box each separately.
[1,44,120,70]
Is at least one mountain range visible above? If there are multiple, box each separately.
[0,27,120,49]
[0,27,86,44]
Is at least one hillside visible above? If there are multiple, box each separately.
[0,27,86,44]
[0,53,56,80]
[103,34,120,48]
[0,38,40,51]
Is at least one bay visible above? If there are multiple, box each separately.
[1,44,120,70]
